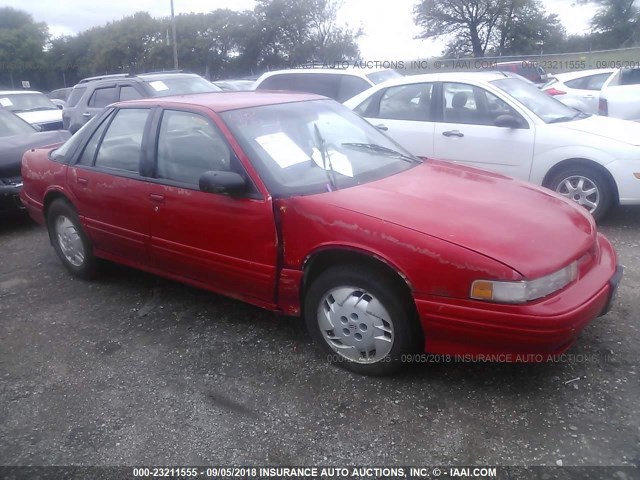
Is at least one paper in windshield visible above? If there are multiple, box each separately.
[0,98,13,107]
[312,148,354,177]
[149,81,169,92]
[256,132,310,169]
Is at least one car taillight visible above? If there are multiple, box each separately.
[546,87,566,96]
[599,98,608,116]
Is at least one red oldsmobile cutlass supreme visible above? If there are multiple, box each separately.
[21,92,622,375]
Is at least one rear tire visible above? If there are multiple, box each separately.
[548,166,613,221]
[304,265,421,376]
[46,199,97,279]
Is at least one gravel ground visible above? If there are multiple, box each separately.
[0,207,639,467]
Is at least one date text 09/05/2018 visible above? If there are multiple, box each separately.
[130,466,499,478]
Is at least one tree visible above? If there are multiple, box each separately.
[580,0,640,48]
[0,7,49,88]
[255,0,360,66]
[414,0,508,57]
[494,0,565,55]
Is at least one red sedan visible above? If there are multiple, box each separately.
[20,92,622,375]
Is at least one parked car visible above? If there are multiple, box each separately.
[543,69,616,114]
[0,109,69,214]
[47,87,73,108]
[63,72,222,133]
[253,67,402,102]
[493,61,548,85]
[0,90,64,131]
[344,72,640,220]
[21,91,620,375]
[598,68,640,121]
[212,79,256,91]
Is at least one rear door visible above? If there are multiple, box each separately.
[67,107,154,267]
[564,72,612,114]
[433,82,535,180]
[146,108,278,305]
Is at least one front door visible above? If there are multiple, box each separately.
[147,109,278,305]
[433,82,535,181]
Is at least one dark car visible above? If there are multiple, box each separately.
[63,72,222,133]
[20,92,620,375]
[0,109,69,214]
[494,61,548,85]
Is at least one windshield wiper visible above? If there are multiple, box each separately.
[341,142,420,163]
[313,124,339,192]
[548,111,586,124]
[24,106,56,112]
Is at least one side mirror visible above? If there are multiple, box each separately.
[199,171,246,195]
[494,114,523,129]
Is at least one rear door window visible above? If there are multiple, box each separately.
[89,87,118,108]
[374,83,435,121]
[119,85,144,101]
[94,108,150,173]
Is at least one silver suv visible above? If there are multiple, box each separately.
[63,72,221,133]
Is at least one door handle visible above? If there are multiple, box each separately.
[76,177,88,186]
[82,113,92,118]
[442,130,464,138]
[375,124,389,131]
[149,194,165,204]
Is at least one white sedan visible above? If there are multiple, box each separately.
[542,68,616,114]
[344,72,640,220]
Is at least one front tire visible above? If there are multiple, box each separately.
[47,199,97,279]
[548,166,613,221]
[304,265,421,376]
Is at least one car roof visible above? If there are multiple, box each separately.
[256,67,390,80]
[552,68,616,82]
[0,90,45,95]
[371,71,511,88]
[127,91,327,112]
[495,61,535,66]
[74,72,202,88]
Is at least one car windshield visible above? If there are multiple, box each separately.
[0,92,57,113]
[491,77,583,123]
[221,99,420,197]
[366,69,403,85]
[143,76,222,96]
[0,108,37,137]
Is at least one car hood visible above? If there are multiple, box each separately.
[554,115,640,146]
[15,109,62,125]
[312,161,596,278]
[0,130,69,177]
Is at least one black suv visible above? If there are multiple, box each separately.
[63,72,221,133]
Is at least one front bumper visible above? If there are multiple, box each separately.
[415,233,620,358]
[0,179,24,213]
[606,158,640,205]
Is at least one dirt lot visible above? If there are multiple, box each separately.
[0,207,639,467]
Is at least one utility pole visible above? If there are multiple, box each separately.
[171,0,179,69]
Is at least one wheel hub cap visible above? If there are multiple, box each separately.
[317,287,394,364]
[55,216,85,267]
[556,176,600,213]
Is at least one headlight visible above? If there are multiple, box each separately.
[470,261,578,304]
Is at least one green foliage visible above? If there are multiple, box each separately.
[0,7,49,87]
[1,1,361,91]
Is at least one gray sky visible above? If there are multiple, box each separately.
[2,0,596,59]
